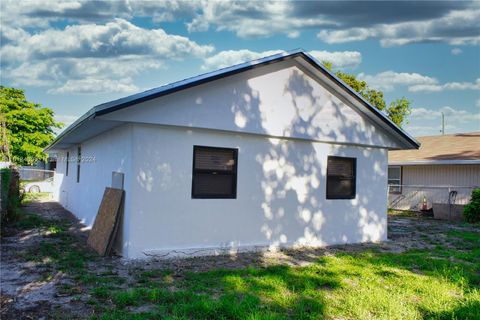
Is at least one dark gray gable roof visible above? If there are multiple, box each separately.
[47,49,420,150]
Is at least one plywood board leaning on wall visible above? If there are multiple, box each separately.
[87,187,124,256]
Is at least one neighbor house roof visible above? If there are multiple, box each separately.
[46,49,420,151]
[389,132,480,165]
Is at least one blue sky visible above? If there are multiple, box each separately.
[1,0,479,137]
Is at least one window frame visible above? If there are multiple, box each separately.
[191,145,238,199]
[326,156,357,200]
[76,146,81,183]
[388,165,402,194]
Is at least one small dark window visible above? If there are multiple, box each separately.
[192,146,238,199]
[388,166,402,193]
[66,151,69,176]
[76,146,81,183]
[326,156,356,199]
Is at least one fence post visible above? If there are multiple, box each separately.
[448,187,451,220]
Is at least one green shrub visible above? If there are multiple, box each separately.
[463,188,480,223]
[1,167,21,223]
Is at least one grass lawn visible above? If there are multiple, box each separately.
[93,251,479,320]
[21,191,51,204]
[2,202,480,319]
[93,246,480,319]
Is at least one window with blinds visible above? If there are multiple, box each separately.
[326,156,356,199]
[192,146,238,199]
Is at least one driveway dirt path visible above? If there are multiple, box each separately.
[1,201,477,319]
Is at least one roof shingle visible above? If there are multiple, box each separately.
[389,132,480,162]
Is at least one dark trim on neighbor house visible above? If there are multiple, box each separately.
[326,156,357,200]
[191,145,238,199]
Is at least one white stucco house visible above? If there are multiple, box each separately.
[46,50,419,259]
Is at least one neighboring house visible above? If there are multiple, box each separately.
[46,50,418,259]
[19,156,57,181]
[388,132,480,211]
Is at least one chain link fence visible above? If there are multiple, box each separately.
[388,185,476,220]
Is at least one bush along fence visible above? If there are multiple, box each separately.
[464,188,480,223]
[0,166,20,223]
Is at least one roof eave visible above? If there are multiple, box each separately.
[389,159,480,165]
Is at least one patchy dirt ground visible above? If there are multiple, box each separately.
[1,200,478,319]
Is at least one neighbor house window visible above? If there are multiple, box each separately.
[388,166,402,193]
[326,156,356,199]
[66,151,69,176]
[192,146,238,199]
[76,146,81,183]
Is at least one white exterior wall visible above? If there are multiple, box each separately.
[50,59,402,259]
[54,124,133,253]
[101,59,403,149]
[126,124,388,259]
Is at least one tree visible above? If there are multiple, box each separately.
[0,86,63,165]
[386,98,411,127]
[322,62,411,127]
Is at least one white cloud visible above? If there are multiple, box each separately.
[318,28,372,44]
[5,57,165,93]
[358,71,437,91]
[409,79,480,93]
[7,57,164,87]
[186,1,333,38]
[54,114,79,127]
[2,19,214,94]
[308,50,362,69]
[202,49,362,71]
[451,48,463,55]
[406,105,480,136]
[358,71,480,93]
[411,106,480,122]
[202,49,284,70]
[49,78,139,94]
[317,9,480,47]
[1,19,213,64]
[2,0,478,47]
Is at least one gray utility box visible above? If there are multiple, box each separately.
[432,203,465,221]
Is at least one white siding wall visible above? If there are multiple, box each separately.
[388,165,480,210]
[126,124,388,259]
[402,165,480,187]
[54,124,133,253]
